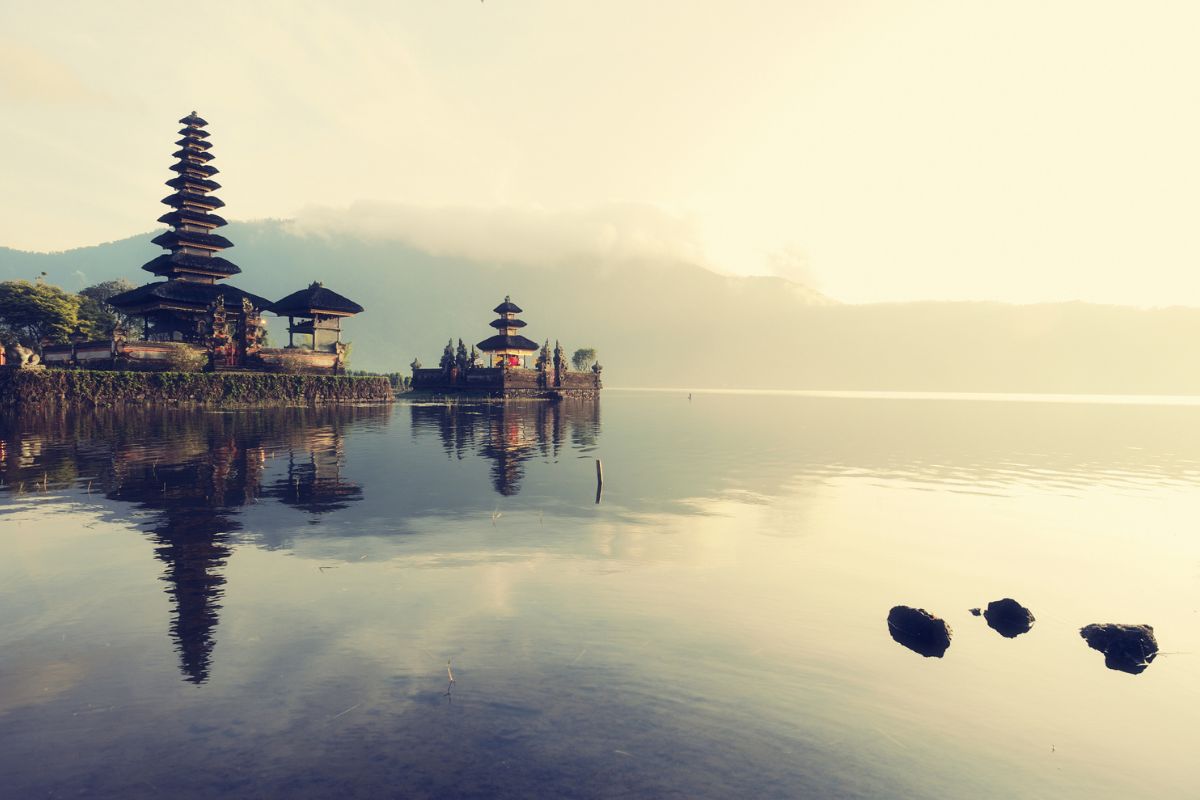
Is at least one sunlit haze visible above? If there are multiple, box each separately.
[3,1,1199,305]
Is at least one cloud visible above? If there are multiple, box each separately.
[286,201,710,269]
[0,42,102,106]
[765,245,820,289]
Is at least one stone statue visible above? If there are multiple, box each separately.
[208,296,229,343]
[333,341,348,375]
[4,343,41,368]
[239,299,266,354]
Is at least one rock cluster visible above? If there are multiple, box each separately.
[983,598,1035,638]
[1079,624,1158,675]
[887,606,952,658]
[886,601,1160,676]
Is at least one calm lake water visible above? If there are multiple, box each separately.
[1,391,1198,799]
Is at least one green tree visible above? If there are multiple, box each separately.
[455,338,470,372]
[439,339,455,372]
[77,279,136,337]
[0,280,82,346]
[571,347,597,371]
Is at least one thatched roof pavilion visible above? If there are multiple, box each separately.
[274,282,363,352]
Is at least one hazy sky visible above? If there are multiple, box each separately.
[3,1,1200,306]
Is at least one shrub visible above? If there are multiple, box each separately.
[276,352,312,374]
[0,370,394,408]
[163,343,208,373]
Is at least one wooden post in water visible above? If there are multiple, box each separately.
[595,458,604,505]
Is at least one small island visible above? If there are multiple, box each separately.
[411,297,602,400]
[45,112,366,376]
[1,113,603,409]
[0,112,390,407]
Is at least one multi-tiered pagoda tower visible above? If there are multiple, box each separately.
[477,296,540,367]
[110,112,270,344]
[151,111,238,282]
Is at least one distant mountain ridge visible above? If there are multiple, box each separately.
[3,220,1197,393]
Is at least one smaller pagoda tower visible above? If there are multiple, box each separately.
[477,296,540,367]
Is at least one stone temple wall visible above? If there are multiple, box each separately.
[411,367,601,399]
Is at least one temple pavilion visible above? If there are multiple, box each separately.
[274,282,364,352]
[91,112,364,373]
[477,296,540,367]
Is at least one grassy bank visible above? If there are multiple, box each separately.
[0,369,394,409]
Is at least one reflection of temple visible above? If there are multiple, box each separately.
[109,431,266,683]
[263,424,363,515]
[0,408,380,684]
[481,410,539,496]
[412,400,601,496]
[152,514,236,683]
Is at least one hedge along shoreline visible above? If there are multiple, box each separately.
[0,369,395,409]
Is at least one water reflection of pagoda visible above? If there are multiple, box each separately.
[412,400,600,496]
[153,513,237,683]
[109,431,266,683]
[1,408,381,684]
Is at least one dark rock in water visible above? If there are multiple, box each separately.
[983,598,1035,638]
[969,608,981,617]
[1080,624,1158,675]
[888,606,952,658]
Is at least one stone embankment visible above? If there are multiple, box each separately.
[0,369,394,409]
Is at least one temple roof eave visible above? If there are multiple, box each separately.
[151,230,235,251]
[171,148,216,162]
[477,334,540,353]
[142,253,242,277]
[157,210,229,228]
[174,137,213,150]
[274,283,364,316]
[109,280,271,313]
[281,308,359,319]
[170,159,218,174]
[165,175,222,192]
[162,192,226,209]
